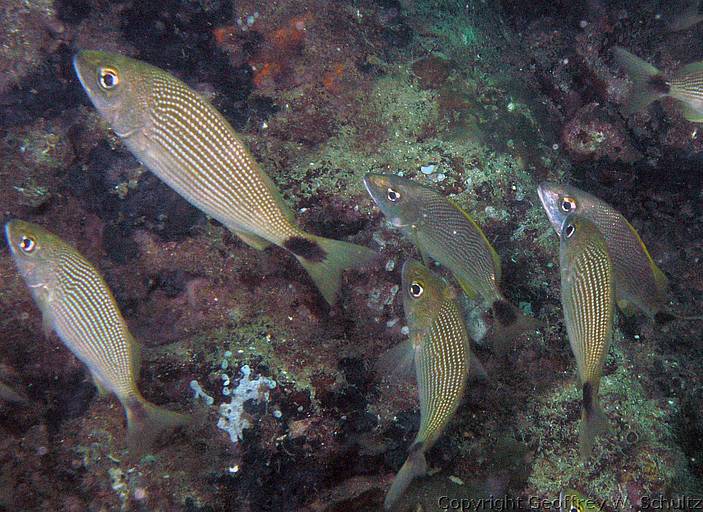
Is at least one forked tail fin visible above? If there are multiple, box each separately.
[490,299,538,356]
[125,395,190,456]
[286,235,376,305]
[613,47,669,115]
[579,382,608,458]
[384,443,427,511]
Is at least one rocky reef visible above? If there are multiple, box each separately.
[0,0,701,510]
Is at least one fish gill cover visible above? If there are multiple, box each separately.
[0,0,702,510]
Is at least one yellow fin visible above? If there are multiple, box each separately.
[294,235,376,305]
[680,60,703,75]
[125,394,190,456]
[679,101,703,122]
[129,333,141,383]
[456,275,478,300]
[622,218,669,292]
[233,230,272,250]
[617,298,638,317]
[448,198,502,282]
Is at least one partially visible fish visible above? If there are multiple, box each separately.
[383,260,470,510]
[666,1,703,32]
[613,46,703,122]
[538,181,700,322]
[559,214,614,457]
[364,173,535,354]
[5,220,189,454]
[0,381,27,404]
[73,50,375,305]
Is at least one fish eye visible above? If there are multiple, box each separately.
[561,196,576,212]
[387,188,400,202]
[19,235,36,253]
[98,67,119,89]
[409,281,424,298]
[565,224,576,238]
[570,507,579,512]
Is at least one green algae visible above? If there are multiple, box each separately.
[523,337,697,501]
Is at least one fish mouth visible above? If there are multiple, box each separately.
[4,220,18,256]
[536,182,563,235]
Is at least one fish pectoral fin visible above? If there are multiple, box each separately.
[616,298,638,317]
[468,347,488,382]
[233,230,272,251]
[41,311,54,339]
[680,102,703,122]
[373,339,416,383]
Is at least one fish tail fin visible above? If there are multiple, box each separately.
[286,235,376,305]
[579,382,608,458]
[613,47,669,115]
[490,299,538,356]
[125,394,190,456]
[384,443,427,511]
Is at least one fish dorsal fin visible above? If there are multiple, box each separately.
[622,217,669,293]
[233,229,272,251]
[447,198,503,283]
[680,61,703,75]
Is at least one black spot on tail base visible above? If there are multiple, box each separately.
[647,75,670,95]
[655,311,676,324]
[582,382,594,418]
[493,300,517,326]
[284,236,327,262]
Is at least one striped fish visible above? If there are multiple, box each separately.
[383,259,470,510]
[73,50,375,305]
[5,220,188,453]
[613,46,703,122]
[538,182,675,321]
[559,214,614,457]
[364,173,534,354]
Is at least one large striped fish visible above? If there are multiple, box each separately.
[559,214,614,457]
[364,173,534,354]
[383,259,470,510]
[5,220,188,453]
[539,182,674,321]
[73,50,375,305]
[613,46,703,122]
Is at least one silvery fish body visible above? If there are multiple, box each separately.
[383,259,470,510]
[559,214,614,457]
[364,173,534,353]
[73,50,375,305]
[5,220,187,453]
[539,181,669,320]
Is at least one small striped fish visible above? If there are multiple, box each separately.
[559,214,614,457]
[383,259,470,510]
[73,50,375,305]
[5,220,188,453]
[539,182,672,321]
[614,46,703,122]
[364,173,534,353]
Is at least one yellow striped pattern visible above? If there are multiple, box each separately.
[560,216,614,387]
[6,221,138,401]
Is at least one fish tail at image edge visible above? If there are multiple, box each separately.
[613,47,669,115]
